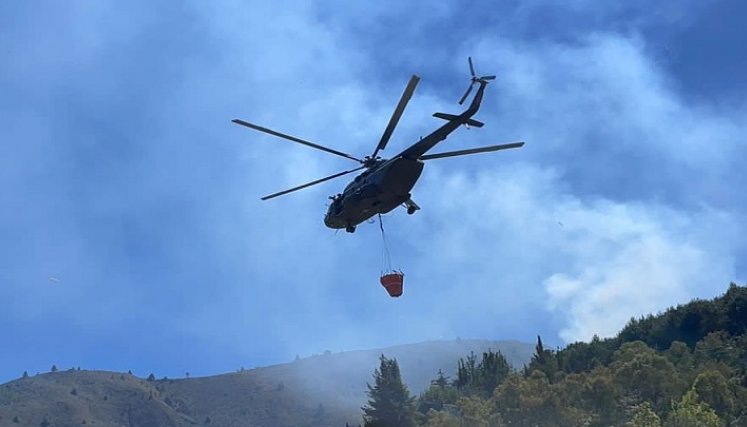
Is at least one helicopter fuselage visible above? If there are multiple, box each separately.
[323,79,490,232]
[324,157,424,230]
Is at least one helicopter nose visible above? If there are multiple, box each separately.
[324,207,343,229]
[324,214,338,229]
[324,209,335,227]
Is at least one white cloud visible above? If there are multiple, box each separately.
[394,31,744,344]
[464,33,747,211]
[185,27,743,351]
[543,201,734,342]
[409,163,738,344]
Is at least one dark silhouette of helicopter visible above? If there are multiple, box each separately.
[233,58,524,233]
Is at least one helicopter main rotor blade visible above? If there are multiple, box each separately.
[418,142,525,160]
[371,75,420,159]
[232,119,362,163]
[260,166,366,201]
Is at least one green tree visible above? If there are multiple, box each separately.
[582,367,625,426]
[664,341,694,373]
[455,350,511,397]
[557,334,616,374]
[612,342,685,412]
[694,331,737,367]
[476,350,511,396]
[456,395,492,427]
[550,371,600,425]
[691,370,736,420]
[629,401,661,427]
[362,355,416,427]
[493,371,572,426]
[526,336,559,382]
[664,389,721,427]
[422,409,460,427]
[722,283,747,336]
[418,370,458,413]
[455,351,478,391]
[50,365,58,372]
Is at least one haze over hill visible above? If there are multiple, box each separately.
[0,339,532,427]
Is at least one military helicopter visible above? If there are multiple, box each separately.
[233,58,524,233]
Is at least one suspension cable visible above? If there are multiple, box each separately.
[378,214,393,273]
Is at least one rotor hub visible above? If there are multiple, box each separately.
[363,156,383,168]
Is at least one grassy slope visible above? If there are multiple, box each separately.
[0,370,191,426]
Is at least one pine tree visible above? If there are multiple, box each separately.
[362,355,416,427]
[475,349,510,395]
[455,352,478,391]
[526,335,558,381]
[418,370,458,413]
[535,335,546,364]
[455,350,510,396]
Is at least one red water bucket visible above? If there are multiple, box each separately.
[380,272,404,297]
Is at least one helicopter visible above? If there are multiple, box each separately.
[232,58,524,233]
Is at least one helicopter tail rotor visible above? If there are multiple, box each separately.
[458,57,496,105]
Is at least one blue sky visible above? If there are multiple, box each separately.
[1,0,745,383]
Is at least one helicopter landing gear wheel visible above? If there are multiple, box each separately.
[404,197,420,215]
[345,225,356,233]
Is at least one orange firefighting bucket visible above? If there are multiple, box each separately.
[380,272,404,297]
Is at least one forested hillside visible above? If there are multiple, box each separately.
[362,283,747,426]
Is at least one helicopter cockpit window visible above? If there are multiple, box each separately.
[332,197,342,213]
